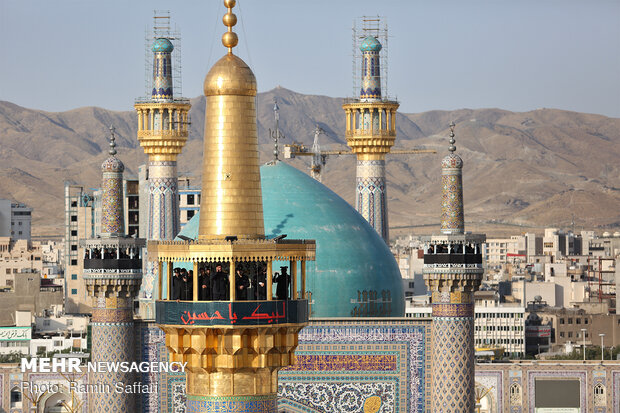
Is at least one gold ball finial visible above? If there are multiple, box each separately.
[222,31,238,49]
[223,12,237,27]
[222,0,238,54]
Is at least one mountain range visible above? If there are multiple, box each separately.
[1,87,619,238]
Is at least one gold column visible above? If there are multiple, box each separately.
[167,261,173,300]
[301,261,306,299]
[267,260,273,300]
[198,54,263,240]
[291,259,297,300]
[229,260,236,301]
[193,262,199,302]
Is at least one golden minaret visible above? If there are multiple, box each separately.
[149,1,315,411]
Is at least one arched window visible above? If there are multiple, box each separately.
[594,383,606,407]
[10,387,22,409]
[509,383,521,406]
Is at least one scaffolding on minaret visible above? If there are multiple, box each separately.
[143,10,184,100]
[352,16,391,100]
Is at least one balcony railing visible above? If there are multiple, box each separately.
[423,254,483,265]
[83,259,142,270]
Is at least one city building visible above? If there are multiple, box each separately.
[406,303,526,358]
[0,199,32,242]
[0,272,62,326]
[0,239,43,287]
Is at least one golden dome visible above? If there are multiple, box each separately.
[203,54,256,97]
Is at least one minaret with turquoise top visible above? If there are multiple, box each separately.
[135,26,191,319]
[342,35,399,243]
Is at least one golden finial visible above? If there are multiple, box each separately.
[222,0,238,54]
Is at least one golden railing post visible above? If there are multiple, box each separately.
[301,260,306,299]
[267,260,273,300]
[193,261,199,302]
[229,260,236,301]
[291,259,298,300]
[166,261,173,300]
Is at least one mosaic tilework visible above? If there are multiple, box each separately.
[91,322,136,412]
[284,353,397,372]
[152,52,173,100]
[101,171,124,235]
[148,160,179,241]
[475,370,503,413]
[171,379,187,413]
[91,308,133,323]
[432,303,473,317]
[431,314,475,412]
[19,372,89,413]
[280,319,430,412]
[138,323,166,412]
[440,159,464,234]
[613,371,620,413]
[186,394,277,413]
[593,370,606,413]
[140,160,180,302]
[356,159,388,241]
[508,369,523,413]
[279,381,395,413]
[361,51,381,100]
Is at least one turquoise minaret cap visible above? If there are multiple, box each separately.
[152,38,174,53]
[359,36,382,100]
[151,38,174,100]
[360,36,382,52]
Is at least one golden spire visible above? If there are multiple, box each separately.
[222,0,238,55]
[198,0,263,239]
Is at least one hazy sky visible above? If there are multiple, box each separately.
[1,0,619,117]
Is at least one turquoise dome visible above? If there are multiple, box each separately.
[360,36,382,52]
[152,38,174,53]
[177,161,404,318]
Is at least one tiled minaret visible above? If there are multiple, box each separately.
[150,1,315,412]
[423,123,485,412]
[342,36,399,242]
[134,34,190,317]
[81,129,145,412]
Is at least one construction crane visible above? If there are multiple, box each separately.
[284,124,436,182]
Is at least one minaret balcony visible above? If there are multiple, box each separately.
[138,129,189,139]
[148,238,315,328]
